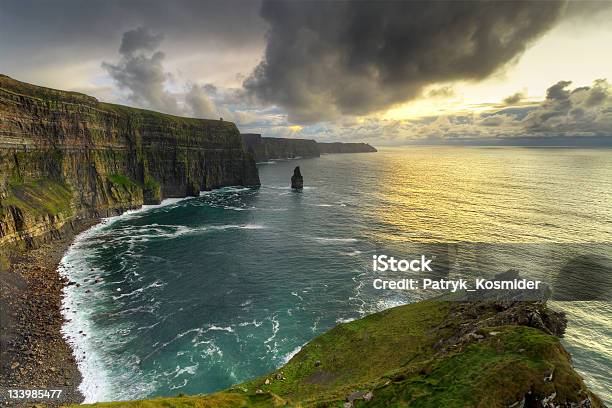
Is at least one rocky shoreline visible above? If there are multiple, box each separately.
[0,219,99,407]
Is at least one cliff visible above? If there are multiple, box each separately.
[241,133,376,162]
[0,75,260,248]
[73,299,604,408]
[242,133,320,162]
[318,141,377,154]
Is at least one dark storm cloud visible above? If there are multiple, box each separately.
[244,0,568,123]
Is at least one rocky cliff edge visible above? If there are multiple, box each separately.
[0,75,260,248]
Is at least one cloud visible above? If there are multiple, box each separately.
[427,86,456,99]
[244,0,566,124]
[102,27,179,114]
[100,27,274,128]
[185,84,218,119]
[546,80,572,101]
[503,92,526,105]
[0,0,267,92]
[522,79,612,134]
[119,26,164,56]
[285,78,612,145]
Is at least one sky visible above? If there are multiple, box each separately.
[1,0,611,145]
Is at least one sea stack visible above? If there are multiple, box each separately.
[291,166,304,189]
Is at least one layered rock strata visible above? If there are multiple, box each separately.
[0,75,260,248]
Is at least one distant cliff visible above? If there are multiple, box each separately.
[242,133,376,162]
[0,75,259,248]
[317,141,377,154]
[242,133,320,162]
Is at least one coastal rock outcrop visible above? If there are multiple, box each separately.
[291,166,303,189]
[70,299,606,408]
[0,74,260,248]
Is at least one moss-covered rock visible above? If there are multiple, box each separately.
[143,177,162,204]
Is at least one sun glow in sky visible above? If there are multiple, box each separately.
[383,11,612,121]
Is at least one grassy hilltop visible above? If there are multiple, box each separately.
[71,300,603,408]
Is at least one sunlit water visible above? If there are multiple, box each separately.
[59,147,612,403]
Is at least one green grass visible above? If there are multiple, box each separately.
[75,393,287,408]
[368,326,556,407]
[108,174,139,190]
[143,177,162,204]
[69,300,602,408]
[106,173,145,205]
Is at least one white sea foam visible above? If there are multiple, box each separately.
[208,325,234,332]
[264,315,281,357]
[238,319,263,328]
[97,223,266,245]
[282,345,303,364]
[59,189,254,403]
[223,205,255,211]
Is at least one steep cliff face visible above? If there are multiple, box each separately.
[242,133,376,162]
[0,75,259,247]
[242,133,320,162]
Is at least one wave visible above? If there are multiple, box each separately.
[94,223,266,244]
[223,205,255,211]
[264,315,280,357]
[238,319,263,328]
[205,186,252,194]
[281,345,303,364]
[312,236,359,243]
[60,285,112,402]
[267,185,316,191]
[59,188,258,403]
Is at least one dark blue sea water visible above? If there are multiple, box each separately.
[59,147,612,404]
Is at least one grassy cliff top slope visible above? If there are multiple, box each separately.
[71,300,603,408]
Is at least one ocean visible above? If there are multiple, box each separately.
[59,147,612,404]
